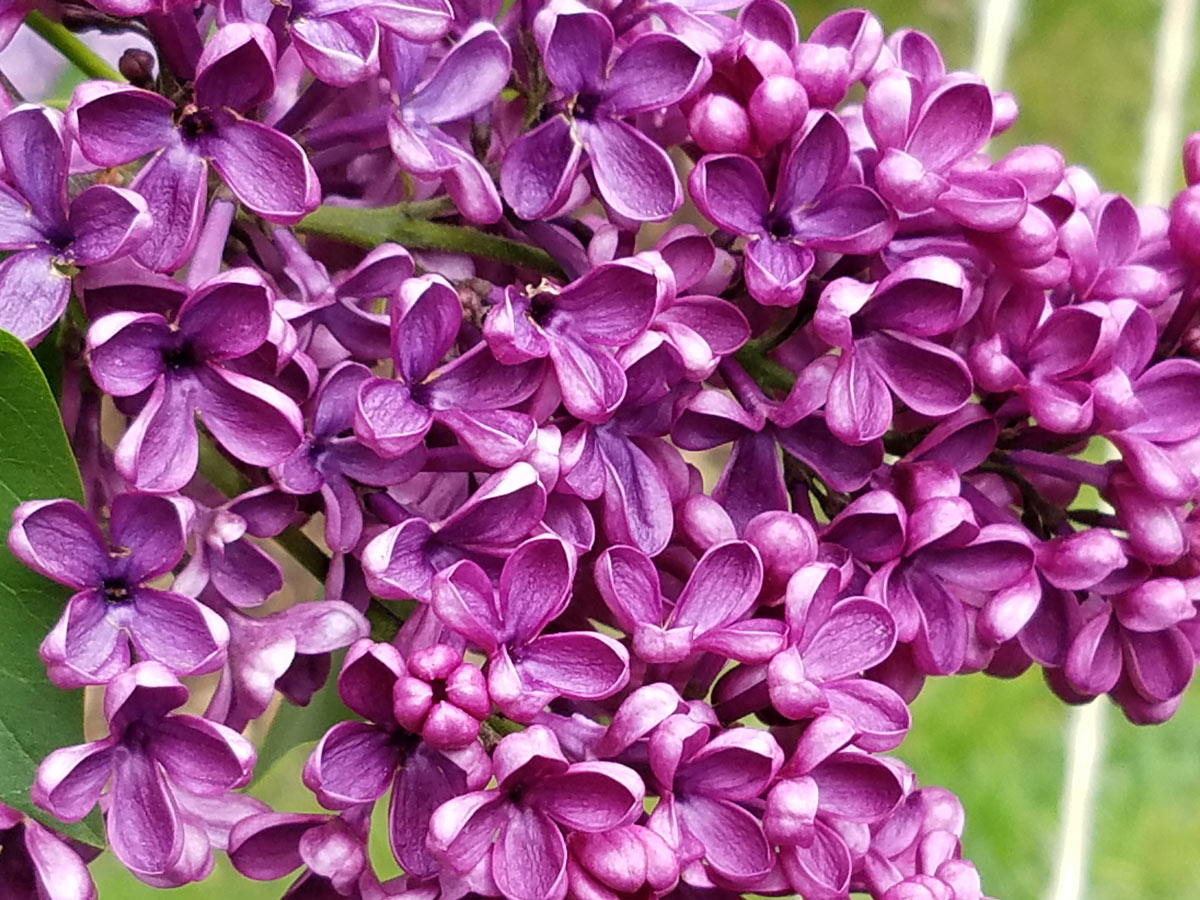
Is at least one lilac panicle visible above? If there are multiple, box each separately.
[8,1,1200,897]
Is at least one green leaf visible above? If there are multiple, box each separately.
[253,650,350,780]
[0,329,102,845]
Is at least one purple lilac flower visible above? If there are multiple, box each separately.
[594,539,783,665]
[273,233,411,365]
[355,274,542,467]
[8,493,228,687]
[0,105,151,342]
[428,725,644,900]
[864,69,1026,231]
[273,361,426,553]
[433,534,630,720]
[0,802,97,900]
[68,23,320,271]
[173,487,295,608]
[222,0,453,87]
[384,23,512,223]
[363,461,547,601]
[689,112,895,307]
[483,254,668,422]
[229,807,380,899]
[500,0,708,221]
[87,268,305,492]
[813,256,974,446]
[645,717,783,888]
[302,639,491,878]
[205,599,369,730]
[34,662,255,885]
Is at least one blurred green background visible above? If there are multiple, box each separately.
[23,0,1198,897]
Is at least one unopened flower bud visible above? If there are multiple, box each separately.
[1184,131,1200,185]
[689,93,752,153]
[1169,184,1200,266]
[393,644,489,749]
[749,75,808,148]
[119,49,156,88]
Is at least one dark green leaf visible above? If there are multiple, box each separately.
[0,329,101,845]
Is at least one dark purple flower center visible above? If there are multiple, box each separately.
[179,108,216,143]
[163,341,198,372]
[428,677,449,705]
[529,293,556,327]
[408,379,434,407]
[767,217,794,239]
[572,91,604,121]
[102,577,132,604]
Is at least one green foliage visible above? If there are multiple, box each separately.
[0,330,101,844]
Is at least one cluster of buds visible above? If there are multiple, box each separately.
[2,0,1199,898]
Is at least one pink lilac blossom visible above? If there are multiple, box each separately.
[1,0,1200,897]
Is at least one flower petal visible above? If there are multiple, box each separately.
[493,806,568,900]
[203,115,320,223]
[0,248,70,343]
[580,119,681,222]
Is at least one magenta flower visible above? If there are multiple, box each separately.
[825,470,1040,677]
[302,640,491,878]
[864,71,1026,230]
[0,105,151,342]
[813,256,974,446]
[433,534,630,721]
[87,268,305,493]
[9,494,228,687]
[229,808,379,899]
[769,746,905,899]
[33,662,255,885]
[428,725,645,900]
[689,112,895,307]
[385,23,512,223]
[273,362,426,554]
[173,488,295,609]
[68,23,320,271]
[206,599,369,731]
[0,802,97,900]
[500,0,707,221]
[567,825,680,900]
[224,0,453,87]
[646,716,783,888]
[355,274,542,467]
[363,462,548,601]
[273,233,412,364]
[483,255,669,422]
[594,539,784,665]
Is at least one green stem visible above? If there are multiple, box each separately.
[25,11,124,82]
[297,204,564,279]
[276,527,330,581]
[735,341,796,395]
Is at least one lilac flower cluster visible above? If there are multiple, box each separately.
[3,1,1200,898]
